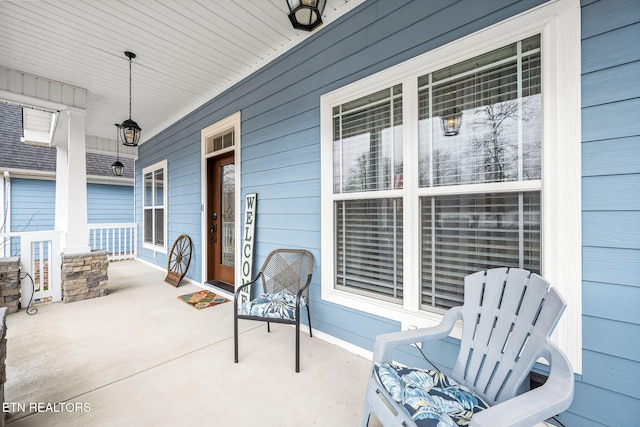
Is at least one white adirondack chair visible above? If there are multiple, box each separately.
[363,268,574,427]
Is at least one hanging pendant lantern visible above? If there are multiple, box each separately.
[286,0,327,31]
[120,51,141,147]
[111,124,125,176]
[440,108,463,137]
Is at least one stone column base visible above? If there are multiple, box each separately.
[0,307,8,427]
[0,258,20,314]
[61,251,108,303]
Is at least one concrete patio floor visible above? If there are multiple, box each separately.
[4,260,379,426]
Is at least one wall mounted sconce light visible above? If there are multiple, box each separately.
[286,0,326,31]
[120,51,141,147]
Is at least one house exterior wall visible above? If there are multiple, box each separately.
[576,0,640,425]
[135,0,639,424]
[5,178,133,258]
[9,179,56,232]
[9,179,133,231]
[86,183,134,224]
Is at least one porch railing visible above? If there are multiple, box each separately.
[88,223,137,261]
[0,230,64,304]
[0,224,137,306]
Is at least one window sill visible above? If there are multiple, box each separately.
[322,286,464,340]
[142,243,167,254]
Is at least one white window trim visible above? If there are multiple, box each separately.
[142,159,168,253]
[320,0,582,373]
[200,112,242,288]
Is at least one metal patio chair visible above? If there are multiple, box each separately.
[363,267,574,427]
[234,249,313,372]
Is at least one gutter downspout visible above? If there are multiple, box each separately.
[1,171,10,257]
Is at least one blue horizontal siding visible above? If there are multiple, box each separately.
[582,61,640,107]
[581,0,640,38]
[582,137,640,176]
[9,178,55,231]
[583,316,640,362]
[583,247,640,286]
[137,131,202,281]
[582,22,640,74]
[242,144,320,173]
[582,98,640,142]
[582,174,640,211]
[87,183,134,223]
[582,211,640,249]
[583,350,640,400]
[583,281,640,324]
[259,213,320,232]
[257,228,319,250]
[251,197,320,216]
[567,380,640,426]
[242,163,320,188]
[554,411,606,427]
[243,180,320,201]
[11,180,134,228]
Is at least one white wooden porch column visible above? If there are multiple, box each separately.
[55,145,68,233]
[56,108,90,254]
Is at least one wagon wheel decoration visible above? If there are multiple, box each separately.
[164,234,193,287]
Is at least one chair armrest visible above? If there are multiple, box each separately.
[233,273,262,302]
[470,342,574,427]
[295,273,313,307]
[373,307,462,364]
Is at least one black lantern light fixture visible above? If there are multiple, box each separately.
[440,88,463,137]
[111,124,125,176]
[286,0,326,31]
[440,107,463,137]
[120,51,141,147]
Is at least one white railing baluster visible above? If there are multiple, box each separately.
[0,230,63,305]
[87,223,137,261]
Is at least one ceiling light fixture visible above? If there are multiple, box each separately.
[286,0,326,31]
[120,51,141,147]
[440,107,463,137]
[440,89,463,137]
[111,124,125,176]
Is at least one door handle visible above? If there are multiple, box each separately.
[211,213,218,242]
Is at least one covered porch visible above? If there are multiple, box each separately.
[4,259,375,426]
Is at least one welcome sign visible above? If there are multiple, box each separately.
[239,193,257,304]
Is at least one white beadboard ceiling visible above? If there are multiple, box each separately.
[0,0,365,147]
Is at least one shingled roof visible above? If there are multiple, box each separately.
[0,104,133,180]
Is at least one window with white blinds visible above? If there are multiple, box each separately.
[143,160,167,252]
[332,85,403,301]
[418,35,542,311]
[321,2,581,372]
[329,36,542,311]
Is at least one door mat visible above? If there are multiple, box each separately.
[178,290,229,310]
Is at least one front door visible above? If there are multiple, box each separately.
[207,152,235,286]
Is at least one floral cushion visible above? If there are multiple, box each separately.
[238,290,306,320]
[374,363,490,427]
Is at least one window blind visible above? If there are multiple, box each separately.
[143,164,166,248]
[420,192,541,311]
[418,37,541,187]
[333,85,403,194]
[335,199,403,302]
